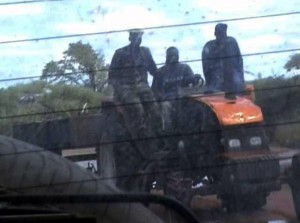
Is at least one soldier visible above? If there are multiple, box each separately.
[108,28,162,157]
[152,47,200,195]
[152,46,200,131]
[202,23,244,99]
[152,46,199,99]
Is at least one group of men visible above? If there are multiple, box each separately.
[108,23,244,152]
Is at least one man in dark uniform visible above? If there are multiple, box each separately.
[108,29,161,156]
[152,46,199,131]
[152,47,200,197]
[202,23,244,98]
[152,46,198,99]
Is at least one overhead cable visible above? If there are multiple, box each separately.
[0,11,299,45]
[1,81,300,120]
[0,47,299,83]
[0,0,62,6]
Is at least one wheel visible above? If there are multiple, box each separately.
[290,153,300,220]
[97,130,148,191]
[97,111,154,192]
[0,135,164,223]
[220,193,267,212]
[98,98,174,193]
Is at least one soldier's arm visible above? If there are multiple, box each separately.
[229,37,244,74]
[108,51,121,87]
[144,47,158,76]
[202,43,211,85]
[151,67,164,100]
[226,37,241,57]
[182,64,196,87]
[224,37,243,74]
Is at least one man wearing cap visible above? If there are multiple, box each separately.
[108,29,162,158]
[202,23,244,98]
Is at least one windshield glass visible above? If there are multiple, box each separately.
[0,0,300,222]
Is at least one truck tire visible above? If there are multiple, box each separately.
[290,153,300,220]
[0,135,164,223]
[221,193,266,212]
[97,114,154,192]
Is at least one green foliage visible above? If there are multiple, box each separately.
[41,41,108,92]
[284,53,300,71]
[274,117,300,148]
[253,75,300,147]
[0,81,103,136]
[39,84,103,117]
[2,41,108,137]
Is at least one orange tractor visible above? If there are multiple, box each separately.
[181,92,279,209]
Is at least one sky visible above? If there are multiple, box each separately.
[0,0,300,87]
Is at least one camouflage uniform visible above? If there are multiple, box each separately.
[156,63,195,130]
[108,44,162,156]
[152,55,197,190]
[152,46,197,132]
[155,63,195,98]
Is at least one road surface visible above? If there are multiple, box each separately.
[189,184,297,223]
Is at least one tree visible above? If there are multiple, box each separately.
[0,81,103,136]
[41,41,108,92]
[284,53,300,71]
[253,75,300,147]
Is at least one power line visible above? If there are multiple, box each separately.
[1,82,300,120]
[0,0,62,5]
[47,119,300,148]
[0,11,299,45]
[1,47,300,83]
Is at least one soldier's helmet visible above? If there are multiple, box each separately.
[128,28,144,39]
[215,23,227,32]
[214,23,227,38]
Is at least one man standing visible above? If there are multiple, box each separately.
[202,23,244,98]
[108,29,161,156]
